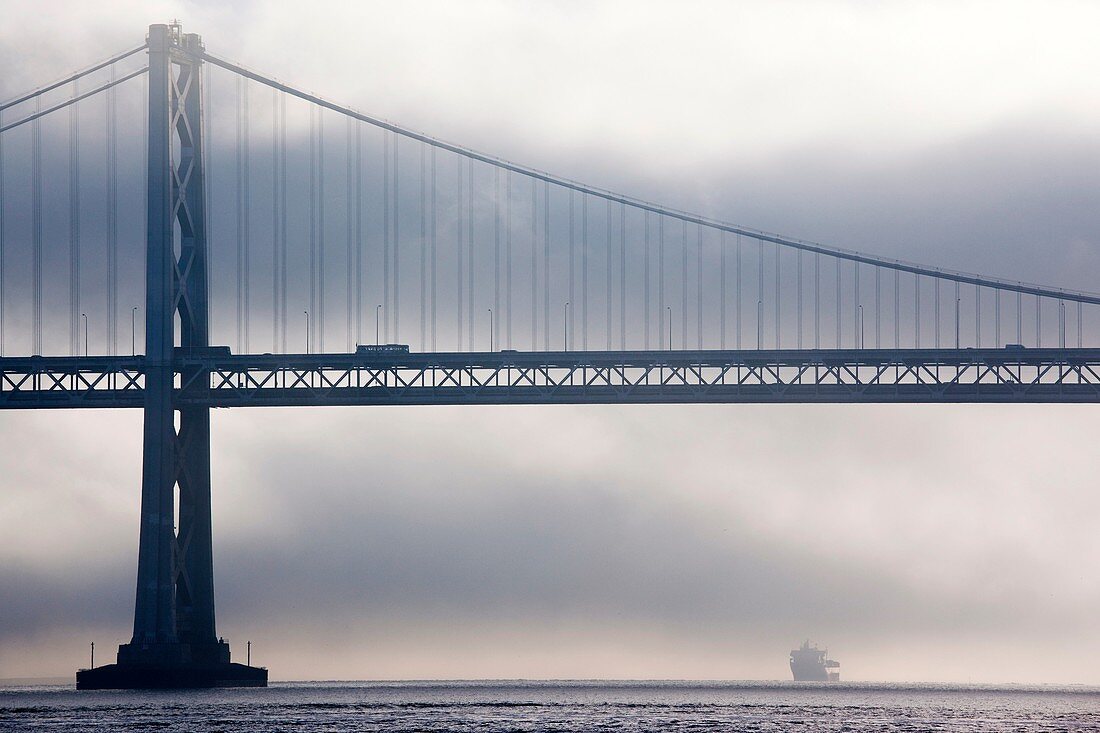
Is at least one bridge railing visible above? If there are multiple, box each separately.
[5,348,1100,408]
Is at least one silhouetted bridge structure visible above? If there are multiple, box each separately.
[1,23,1097,688]
[7,348,1100,408]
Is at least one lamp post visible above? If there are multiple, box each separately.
[375,304,381,346]
[488,308,493,352]
[564,302,569,351]
[303,310,310,354]
[667,306,672,351]
[131,307,138,356]
[81,313,88,357]
[1060,301,1066,348]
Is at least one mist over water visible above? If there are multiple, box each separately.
[3,0,1100,700]
[4,681,1099,732]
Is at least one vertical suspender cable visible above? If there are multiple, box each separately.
[32,96,42,354]
[346,116,353,351]
[543,181,550,351]
[809,249,818,347]
[242,79,251,353]
[237,76,245,352]
[1059,298,1065,348]
[280,93,288,352]
[1036,295,1041,347]
[619,203,625,350]
[976,281,985,345]
[582,193,588,350]
[757,240,763,350]
[774,241,780,349]
[835,258,841,348]
[317,107,325,351]
[69,78,80,355]
[419,142,426,350]
[643,211,650,349]
[568,190,575,350]
[494,167,501,349]
[935,278,940,348]
[658,216,665,350]
[1016,290,1022,345]
[875,267,881,348]
[382,130,390,344]
[467,159,474,351]
[308,105,316,352]
[107,68,119,356]
[853,263,860,346]
[955,281,961,347]
[198,64,206,348]
[995,288,1000,348]
[1077,301,1082,347]
[356,121,363,348]
[534,181,540,350]
[392,131,399,342]
[915,275,920,348]
[456,156,464,350]
[680,220,687,350]
[272,89,279,351]
[736,234,742,350]
[720,231,727,349]
[796,249,802,349]
[606,199,612,350]
[430,145,436,351]
[506,169,512,349]
[894,269,900,349]
[697,225,702,349]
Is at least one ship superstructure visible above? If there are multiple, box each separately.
[789,640,840,681]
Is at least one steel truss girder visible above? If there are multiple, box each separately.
[5,348,1100,407]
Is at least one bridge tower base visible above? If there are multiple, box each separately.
[75,23,267,689]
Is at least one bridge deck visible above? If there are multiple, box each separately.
[3,348,1100,408]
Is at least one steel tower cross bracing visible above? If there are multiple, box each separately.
[118,20,222,667]
[76,23,264,689]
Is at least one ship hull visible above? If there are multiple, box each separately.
[790,662,830,682]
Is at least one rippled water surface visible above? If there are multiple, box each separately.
[2,680,1098,732]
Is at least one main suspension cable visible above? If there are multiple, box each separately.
[0,44,146,112]
[200,51,1099,305]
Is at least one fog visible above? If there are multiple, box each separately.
[1,1,1099,683]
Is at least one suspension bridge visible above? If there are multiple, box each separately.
[1,23,1098,688]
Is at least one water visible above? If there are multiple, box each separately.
[2,680,1098,732]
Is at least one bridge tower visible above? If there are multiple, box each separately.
[77,23,265,689]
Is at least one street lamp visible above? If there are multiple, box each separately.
[667,306,672,351]
[1060,301,1066,348]
[131,307,139,356]
[303,310,310,354]
[81,313,88,357]
[564,302,569,351]
[375,304,382,346]
[488,308,494,352]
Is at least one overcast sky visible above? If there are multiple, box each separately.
[2,0,1100,683]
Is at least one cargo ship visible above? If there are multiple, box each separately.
[790,640,840,681]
